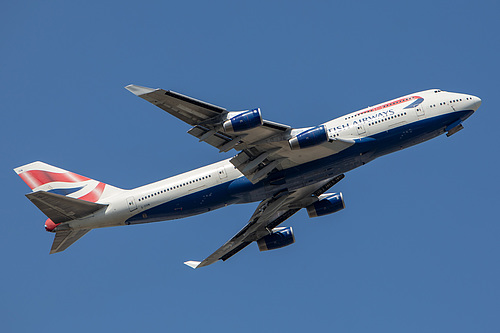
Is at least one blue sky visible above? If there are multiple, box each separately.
[2,1,499,332]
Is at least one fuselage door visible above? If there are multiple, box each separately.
[127,196,137,212]
[416,105,425,118]
[217,166,227,179]
[356,123,366,135]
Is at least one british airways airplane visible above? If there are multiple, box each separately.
[14,85,481,268]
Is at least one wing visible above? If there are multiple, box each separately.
[184,174,345,269]
[125,85,227,126]
[126,85,354,183]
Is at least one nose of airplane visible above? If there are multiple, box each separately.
[471,96,482,111]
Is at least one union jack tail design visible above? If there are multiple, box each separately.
[14,161,125,253]
[14,161,124,203]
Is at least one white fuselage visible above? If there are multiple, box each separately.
[65,89,481,231]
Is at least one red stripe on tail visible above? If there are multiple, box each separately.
[19,170,90,189]
[78,182,106,203]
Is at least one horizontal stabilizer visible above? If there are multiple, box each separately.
[26,191,107,223]
[50,229,91,254]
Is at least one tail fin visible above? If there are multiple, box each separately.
[14,161,123,203]
[14,162,124,254]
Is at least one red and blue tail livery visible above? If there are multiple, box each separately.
[14,161,123,202]
[15,162,123,252]
[15,86,481,267]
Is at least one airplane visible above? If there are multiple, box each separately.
[14,85,481,268]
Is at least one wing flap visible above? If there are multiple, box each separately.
[187,125,232,149]
[26,191,107,223]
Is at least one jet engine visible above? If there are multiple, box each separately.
[223,108,263,132]
[306,192,345,218]
[257,227,295,251]
[288,125,328,150]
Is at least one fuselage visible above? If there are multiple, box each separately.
[67,89,481,230]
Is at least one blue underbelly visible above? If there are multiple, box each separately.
[125,182,244,225]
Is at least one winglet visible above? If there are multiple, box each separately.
[125,84,158,96]
[184,260,202,269]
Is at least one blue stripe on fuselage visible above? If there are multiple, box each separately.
[125,110,473,225]
[404,98,424,109]
[125,179,262,225]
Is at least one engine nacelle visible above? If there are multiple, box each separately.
[288,125,328,150]
[257,227,295,251]
[306,192,345,218]
[223,108,263,132]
